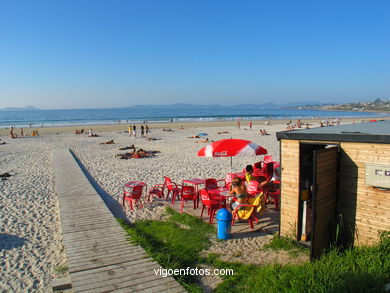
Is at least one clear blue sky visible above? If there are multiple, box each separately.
[0,0,389,109]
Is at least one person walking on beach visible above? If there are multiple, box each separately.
[249,121,253,130]
[133,125,137,137]
[128,125,133,137]
[141,125,145,137]
[145,124,149,135]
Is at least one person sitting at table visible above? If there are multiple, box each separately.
[245,165,254,183]
[228,177,248,211]
[246,164,270,189]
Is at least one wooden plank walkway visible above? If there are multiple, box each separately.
[52,149,185,293]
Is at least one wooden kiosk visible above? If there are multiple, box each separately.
[276,120,390,259]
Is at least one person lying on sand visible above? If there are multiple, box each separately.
[0,172,12,180]
[118,144,136,150]
[163,128,174,132]
[195,138,210,143]
[217,131,230,134]
[100,140,115,144]
[116,148,160,159]
[188,135,200,138]
[146,137,161,141]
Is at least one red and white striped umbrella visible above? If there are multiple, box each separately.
[198,139,267,157]
[197,139,267,171]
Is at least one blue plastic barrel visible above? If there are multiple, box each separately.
[216,208,232,240]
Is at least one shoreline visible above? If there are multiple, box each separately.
[1,116,389,136]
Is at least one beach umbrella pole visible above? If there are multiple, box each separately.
[230,157,233,173]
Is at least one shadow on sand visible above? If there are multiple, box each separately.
[0,233,27,251]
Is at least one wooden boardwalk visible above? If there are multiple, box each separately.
[52,149,185,293]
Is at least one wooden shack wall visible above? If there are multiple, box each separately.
[339,142,390,246]
[280,139,300,238]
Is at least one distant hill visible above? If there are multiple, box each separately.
[1,106,39,111]
[287,99,390,113]
[127,102,321,110]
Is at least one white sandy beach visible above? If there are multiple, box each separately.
[0,117,387,291]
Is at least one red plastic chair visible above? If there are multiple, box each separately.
[267,180,280,210]
[199,189,220,224]
[122,185,144,210]
[148,176,181,203]
[180,185,197,214]
[231,195,264,229]
[253,161,263,173]
[263,161,274,181]
[165,177,182,204]
[205,178,219,190]
[264,155,273,162]
[247,180,262,198]
[205,178,225,190]
[148,179,166,201]
[225,173,236,189]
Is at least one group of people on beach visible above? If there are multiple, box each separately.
[286,119,311,131]
[128,124,149,137]
[116,144,159,159]
[9,127,39,138]
[236,120,254,130]
[258,129,269,135]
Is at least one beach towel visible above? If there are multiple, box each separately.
[237,193,265,219]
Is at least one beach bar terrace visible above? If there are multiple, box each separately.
[276,120,390,259]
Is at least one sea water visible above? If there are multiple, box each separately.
[0,105,385,129]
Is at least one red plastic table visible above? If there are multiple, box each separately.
[207,186,233,207]
[124,181,148,195]
[182,178,206,208]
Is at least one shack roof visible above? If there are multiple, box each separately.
[276,120,390,144]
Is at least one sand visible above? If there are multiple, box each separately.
[0,117,386,291]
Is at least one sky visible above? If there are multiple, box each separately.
[0,0,389,109]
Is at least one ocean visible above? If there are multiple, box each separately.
[0,105,386,129]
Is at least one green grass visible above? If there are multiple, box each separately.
[54,265,69,277]
[212,232,390,293]
[263,233,308,257]
[118,210,390,293]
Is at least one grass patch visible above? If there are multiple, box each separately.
[211,232,390,293]
[118,210,389,293]
[54,265,68,277]
[263,234,308,256]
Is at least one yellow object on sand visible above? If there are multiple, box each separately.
[237,193,266,220]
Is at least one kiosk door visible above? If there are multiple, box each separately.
[311,146,338,260]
